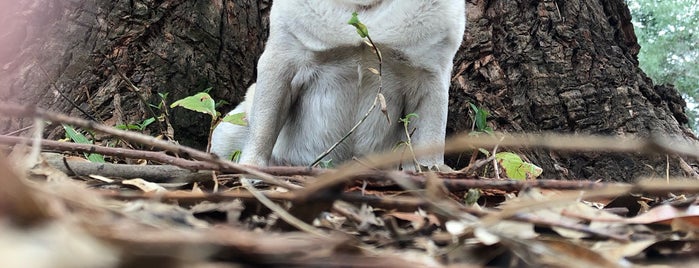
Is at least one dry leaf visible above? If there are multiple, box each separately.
[122,178,168,193]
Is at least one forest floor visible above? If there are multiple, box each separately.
[1,104,699,267]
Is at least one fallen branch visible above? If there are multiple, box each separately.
[0,104,294,188]
[0,135,211,169]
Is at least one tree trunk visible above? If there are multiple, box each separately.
[1,0,696,181]
[447,0,697,181]
[0,0,270,147]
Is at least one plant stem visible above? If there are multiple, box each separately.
[310,36,384,168]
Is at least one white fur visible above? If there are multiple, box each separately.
[210,84,255,160]
[212,0,466,168]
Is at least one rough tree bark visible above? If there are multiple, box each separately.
[0,0,271,146]
[1,0,696,181]
[448,0,697,181]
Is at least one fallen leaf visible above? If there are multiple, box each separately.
[122,178,168,193]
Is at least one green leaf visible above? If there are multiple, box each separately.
[400,113,419,124]
[319,159,334,169]
[115,124,129,130]
[170,92,217,118]
[231,150,242,162]
[221,112,248,126]
[62,124,106,163]
[63,124,90,144]
[477,148,490,157]
[392,140,408,151]
[115,117,156,131]
[470,103,491,132]
[348,12,369,38]
[464,188,481,206]
[138,117,156,129]
[216,99,230,108]
[495,152,542,180]
[86,154,106,163]
[154,92,169,109]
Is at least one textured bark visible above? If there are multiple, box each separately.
[447,0,697,181]
[1,0,696,181]
[0,0,270,146]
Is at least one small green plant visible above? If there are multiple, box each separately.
[147,91,177,141]
[395,113,421,172]
[231,150,242,162]
[149,92,170,110]
[464,188,481,206]
[469,103,492,134]
[221,112,248,126]
[63,124,106,163]
[170,91,248,155]
[318,159,334,169]
[465,103,542,180]
[170,92,218,118]
[170,92,216,149]
[494,152,542,180]
[347,12,369,38]
[115,117,156,131]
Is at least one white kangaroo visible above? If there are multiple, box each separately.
[212,0,466,169]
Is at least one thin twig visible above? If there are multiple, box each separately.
[28,118,44,169]
[241,178,329,237]
[0,104,291,188]
[492,136,503,180]
[0,134,206,167]
[401,117,421,172]
[298,132,699,201]
[2,125,33,136]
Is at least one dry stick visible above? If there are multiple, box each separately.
[240,179,328,238]
[0,104,321,235]
[459,154,495,173]
[2,125,34,136]
[0,134,626,191]
[401,117,421,172]
[449,133,699,159]
[388,171,480,225]
[101,179,699,207]
[3,116,696,193]
[28,118,44,169]
[0,104,291,188]
[0,134,205,167]
[1,134,231,184]
[0,135,309,188]
[492,137,503,180]
[300,132,699,201]
[45,128,699,192]
[309,92,380,167]
[666,154,670,183]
